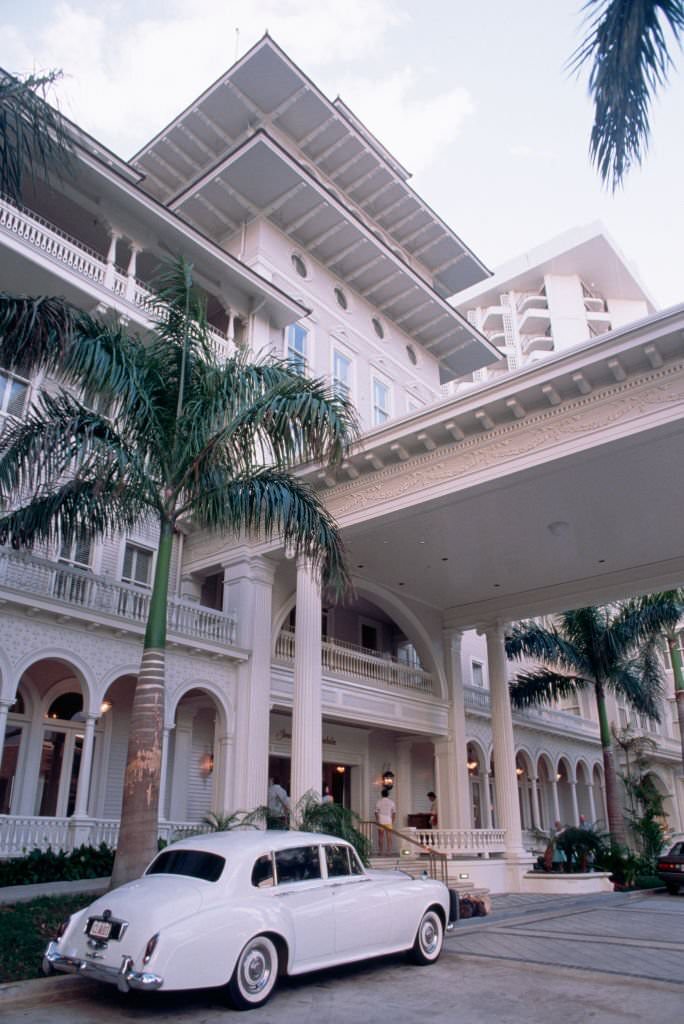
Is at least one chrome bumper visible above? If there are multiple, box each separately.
[43,942,163,992]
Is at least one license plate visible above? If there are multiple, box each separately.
[88,919,112,940]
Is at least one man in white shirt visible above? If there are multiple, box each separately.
[375,787,396,854]
[268,777,291,828]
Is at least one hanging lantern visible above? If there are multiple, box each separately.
[382,767,395,789]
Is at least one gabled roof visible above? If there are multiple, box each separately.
[130,34,490,299]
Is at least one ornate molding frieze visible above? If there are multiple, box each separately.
[324,361,684,524]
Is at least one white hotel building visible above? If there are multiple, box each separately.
[0,36,682,891]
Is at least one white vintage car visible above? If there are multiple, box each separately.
[44,830,455,1009]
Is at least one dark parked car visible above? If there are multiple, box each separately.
[657,841,684,894]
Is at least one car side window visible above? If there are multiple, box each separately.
[274,845,322,884]
[671,842,684,856]
[349,849,365,875]
[325,844,350,878]
[252,854,275,888]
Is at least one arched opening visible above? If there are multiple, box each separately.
[592,763,607,829]
[556,757,574,825]
[466,741,487,828]
[92,675,137,822]
[0,687,30,815]
[641,771,676,835]
[515,750,535,830]
[166,688,223,824]
[575,760,594,823]
[537,755,555,830]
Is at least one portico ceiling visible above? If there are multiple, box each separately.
[308,306,684,627]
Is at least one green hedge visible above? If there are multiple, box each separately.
[0,894,88,982]
[0,843,114,887]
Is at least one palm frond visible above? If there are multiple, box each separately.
[185,467,350,593]
[505,620,592,676]
[509,667,590,709]
[0,69,72,203]
[609,638,664,720]
[609,592,681,655]
[569,0,684,190]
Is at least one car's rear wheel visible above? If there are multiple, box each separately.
[665,882,680,895]
[228,934,279,1010]
[409,908,444,964]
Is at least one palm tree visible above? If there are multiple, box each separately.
[505,595,680,844]
[570,0,684,191]
[0,259,357,885]
[0,68,70,202]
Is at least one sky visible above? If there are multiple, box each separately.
[3,0,683,306]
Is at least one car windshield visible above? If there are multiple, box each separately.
[146,849,225,882]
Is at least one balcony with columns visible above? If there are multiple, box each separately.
[0,547,238,652]
[0,191,241,361]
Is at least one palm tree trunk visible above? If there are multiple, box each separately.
[594,680,627,845]
[110,522,173,888]
[666,634,684,774]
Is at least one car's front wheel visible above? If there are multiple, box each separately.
[228,934,279,1010]
[409,908,444,964]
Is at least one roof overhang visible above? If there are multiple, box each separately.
[130,35,491,298]
[170,130,499,380]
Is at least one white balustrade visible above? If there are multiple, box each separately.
[409,826,507,856]
[0,548,236,646]
[463,684,599,737]
[0,195,232,357]
[0,816,207,858]
[275,629,434,694]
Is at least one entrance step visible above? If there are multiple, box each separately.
[369,855,490,897]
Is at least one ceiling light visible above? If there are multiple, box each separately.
[547,520,570,537]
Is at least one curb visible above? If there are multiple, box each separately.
[0,974,96,1009]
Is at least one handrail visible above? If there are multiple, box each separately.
[359,819,448,884]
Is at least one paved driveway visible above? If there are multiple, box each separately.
[3,891,682,1023]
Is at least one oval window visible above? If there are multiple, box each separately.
[291,253,307,278]
[372,317,384,339]
[334,287,348,310]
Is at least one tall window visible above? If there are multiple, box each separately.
[332,350,351,399]
[286,324,308,374]
[122,543,153,588]
[59,539,91,571]
[372,377,390,426]
[0,370,29,428]
[471,660,484,688]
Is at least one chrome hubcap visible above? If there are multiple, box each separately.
[241,945,272,994]
[421,916,439,954]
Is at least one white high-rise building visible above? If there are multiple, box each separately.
[0,38,682,892]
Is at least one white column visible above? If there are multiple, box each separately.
[0,698,11,773]
[124,243,141,300]
[530,778,542,830]
[226,311,235,345]
[588,780,597,824]
[214,734,234,813]
[168,712,192,821]
[485,623,524,855]
[569,778,580,825]
[104,231,120,289]
[551,777,561,823]
[291,557,322,810]
[73,713,98,818]
[481,772,493,829]
[225,553,276,812]
[442,628,471,829]
[394,737,414,830]
[158,725,173,820]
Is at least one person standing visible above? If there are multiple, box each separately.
[375,787,396,854]
[268,777,291,828]
[427,791,438,828]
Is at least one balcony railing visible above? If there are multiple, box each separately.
[0,194,232,361]
[464,685,599,737]
[275,629,434,694]
[0,548,237,646]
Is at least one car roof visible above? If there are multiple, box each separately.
[166,829,351,856]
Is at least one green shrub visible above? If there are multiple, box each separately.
[0,894,87,982]
[0,843,114,887]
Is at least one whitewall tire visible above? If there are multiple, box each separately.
[228,934,279,1010]
[409,908,444,965]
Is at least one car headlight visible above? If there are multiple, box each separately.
[143,933,159,964]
